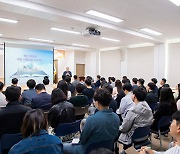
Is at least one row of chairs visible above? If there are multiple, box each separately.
[0,116,172,154]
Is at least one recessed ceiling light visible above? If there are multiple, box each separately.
[127,43,154,48]
[72,44,90,47]
[28,38,54,43]
[51,27,80,35]
[169,0,180,6]
[140,28,162,35]
[86,10,123,23]
[0,34,3,36]
[100,37,120,42]
[167,39,180,43]
[0,17,18,23]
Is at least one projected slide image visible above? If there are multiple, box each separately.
[5,47,53,85]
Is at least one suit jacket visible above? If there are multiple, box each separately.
[145,91,158,112]
[0,101,31,138]
[32,92,51,111]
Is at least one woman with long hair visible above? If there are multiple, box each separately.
[9,109,63,154]
[151,87,177,133]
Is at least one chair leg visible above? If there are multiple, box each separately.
[150,133,152,149]
[159,131,163,150]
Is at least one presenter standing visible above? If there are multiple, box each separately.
[63,67,72,77]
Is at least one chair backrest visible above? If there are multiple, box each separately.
[158,116,172,130]
[85,139,114,154]
[0,133,23,153]
[132,126,150,142]
[55,120,81,137]
[74,106,89,116]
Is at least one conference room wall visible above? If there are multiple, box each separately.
[168,42,180,87]
[0,55,4,80]
[100,50,121,80]
[126,46,154,85]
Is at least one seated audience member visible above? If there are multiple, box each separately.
[79,76,85,85]
[132,78,138,90]
[100,77,107,88]
[57,80,71,99]
[72,75,79,87]
[110,77,116,88]
[102,84,117,113]
[139,111,180,154]
[66,76,76,96]
[0,81,7,107]
[174,83,180,100]
[83,78,95,104]
[116,83,134,119]
[94,75,101,89]
[137,78,146,91]
[145,82,158,113]
[122,78,130,86]
[9,109,63,154]
[43,77,53,94]
[113,80,123,99]
[151,87,177,133]
[21,79,38,106]
[31,84,51,111]
[86,76,96,89]
[63,88,120,154]
[0,86,30,138]
[69,83,88,107]
[118,87,153,151]
[11,78,21,91]
[151,78,158,95]
[115,81,125,109]
[176,84,180,110]
[158,78,167,99]
[48,88,75,130]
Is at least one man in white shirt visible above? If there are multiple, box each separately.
[139,111,180,154]
[116,83,134,119]
[0,81,7,107]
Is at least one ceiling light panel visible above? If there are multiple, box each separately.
[140,28,162,35]
[100,37,120,42]
[51,27,80,34]
[86,10,123,23]
[72,44,90,47]
[28,38,54,43]
[169,0,180,6]
[0,17,18,23]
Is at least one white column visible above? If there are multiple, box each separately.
[120,47,128,78]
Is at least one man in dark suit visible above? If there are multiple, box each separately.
[31,84,51,111]
[0,86,31,138]
[63,66,72,77]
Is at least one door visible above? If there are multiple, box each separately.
[53,60,58,84]
[76,64,85,77]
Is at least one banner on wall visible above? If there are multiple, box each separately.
[54,50,65,59]
[5,46,54,85]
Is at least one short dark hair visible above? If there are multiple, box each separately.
[74,75,78,80]
[51,88,67,105]
[85,78,92,86]
[102,84,113,94]
[132,78,138,84]
[62,75,66,80]
[86,76,92,81]
[147,82,156,91]
[111,77,115,82]
[94,88,112,107]
[133,87,147,101]
[65,76,71,83]
[44,76,49,80]
[162,78,167,84]
[35,84,45,91]
[12,78,18,84]
[27,79,36,89]
[0,81,4,91]
[151,78,157,84]
[123,83,132,92]
[43,78,49,85]
[57,80,68,96]
[122,76,127,80]
[21,109,48,138]
[172,111,180,125]
[76,83,85,93]
[97,75,101,79]
[122,79,130,84]
[138,78,145,85]
[5,86,21,102]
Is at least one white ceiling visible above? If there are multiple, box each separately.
[0,0,179,50]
